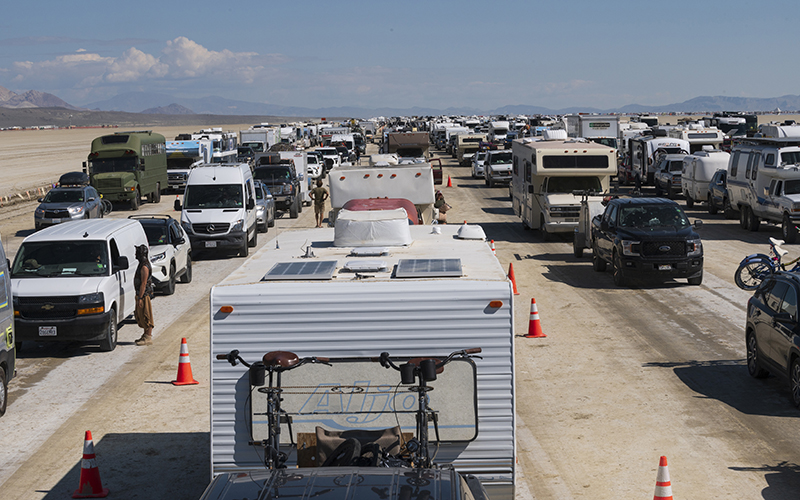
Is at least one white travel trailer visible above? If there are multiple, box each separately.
[511,137,616,238]
[562,114,619,149]
[209,221,515,499]
[628,134,690,185]
[727,130,800,241]
[328,162,436,224]
[668,123,725,153]
[681,149,730,207]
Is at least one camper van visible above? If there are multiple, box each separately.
[176,163,258,257]
[209,220,515,499]
[726,127,800,242]
[628,134,690,185]
[668,123,725,153]
[681,149,730,208]
[457,133,487,167]
[511,136,616,239]
[11,219,147,352]
[488,121,510,146]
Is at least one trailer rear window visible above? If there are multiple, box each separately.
[687,133,720,139]
[542,155,610,169]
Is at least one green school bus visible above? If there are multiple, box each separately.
[84,131,168,210]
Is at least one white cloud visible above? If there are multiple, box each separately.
[105,47,168,83]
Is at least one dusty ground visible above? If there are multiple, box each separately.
[0,132,799,499]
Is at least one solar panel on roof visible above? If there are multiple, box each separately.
[395,259,462,278]
[261,261,337,281]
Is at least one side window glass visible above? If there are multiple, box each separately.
[0,268,8,311]
[765,281,788,312]
[525,161,531,183]
[730,151,740,177]
[606,205,618,225]
[769,179,777,195]
[781,285,798,319]
[512,156,518,176]
[109,239,120,264]
[745,153,754,179]
[766,153,775,166]
[776,181,783,196]
[751,152,761,180]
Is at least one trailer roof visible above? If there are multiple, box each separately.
[216,224,507,287]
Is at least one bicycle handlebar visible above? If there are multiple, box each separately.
[379,348,482,372]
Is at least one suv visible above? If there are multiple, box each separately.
[707,169,736,218]
[591,197,703,286]
[653,154,686,199]
[129,215,191,295]
[745,271,800,407]
[34,173,103,230]
[254,165,302,218]
[483,150,513,187]
[253,181,276,233]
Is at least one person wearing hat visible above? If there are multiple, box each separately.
[434,190,450,224]
[134,244,155,346]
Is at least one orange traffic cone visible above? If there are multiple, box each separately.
[72,430,109,498]
[447,175,453,187]
[490,240,496,256]
[172,337,199,386]
[653,456,673,500]
[525,298,546,338]
[508,263,520,295]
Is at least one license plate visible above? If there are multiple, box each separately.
[565,218,578,222]
[204,241,217,248]
[39,326,57,336]
[658,264,672,271]
[50,218,61,223]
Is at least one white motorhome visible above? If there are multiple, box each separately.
[681,149,730,207]
[328,162,436,224]
[562,115,620,149]
[727,128,800,241]
[176,163,258,257]
[457,133,488,166]
[668,123,725,153]
[488,121,510,146]
[240,129,277,153]
[628,134,690,185]
[166,139,213,191]
[511,136,616,238]
[11,219,147,351]
[192,128,238,153]
[209,220,515,499]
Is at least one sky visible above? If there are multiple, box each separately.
[1,0,798,111]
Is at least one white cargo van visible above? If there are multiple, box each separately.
[176,163,258,257]
[511,137,616,239]
[0,235,15,416]
[11,219,147,351]
[209,220,515,499]
[681,149,730,208]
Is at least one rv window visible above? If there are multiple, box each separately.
[776,181,783,196]
[765,153,775,166]
[525,161,532,182]
[730,152,740,177]
[512,157,518,176]
[751,153,761,180]
[769,180,777,195]
[781,151,800,165]
[542,155,609,169]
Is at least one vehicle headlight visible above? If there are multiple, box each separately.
[231,219,244,232]
[68,206,85,215]
[35,207,45,216]
[150,251,166,263]
[792,203,800,213]
[77,292,105,315]
[687,239,703,257]
[256,205,265,214]
[622,240,641,256]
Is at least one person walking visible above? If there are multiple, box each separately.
[309,178,329,228]
[134,244,155,346]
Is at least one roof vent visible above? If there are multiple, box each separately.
[456,224,486,240]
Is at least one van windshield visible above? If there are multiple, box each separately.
[781,151,800,165]
[184,184,243,209]
[12,241,109,278]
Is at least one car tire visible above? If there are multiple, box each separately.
[748,207,760,232]
[99,310,117,352]
[152,183,161,203]
[708,194,718,214]
[685,195,694,208]
[782,214,798,244]
[162,263,176,295]
[723,198,736,219]
[746,333,769,379]
[0,366,7,417]
[791,358,800,408]
[687,271,703,286]
[268,210,275,228]
[289,198,299,219]
[258,221,267,233]
[239,237,249,257]
[130,190,140,211]
[592,251,606,272]
[573,233,584,258]
[612,251,627,287]
[248,227,257,248]
[540,215,550,242]
[655,183,663,197]
[180,254,192,283]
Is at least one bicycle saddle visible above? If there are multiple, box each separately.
[262,351,300,368]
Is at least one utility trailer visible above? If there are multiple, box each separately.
[209,219,516,500]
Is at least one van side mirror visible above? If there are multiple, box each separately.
[694,220,703,229]
[600,220,610,231]
[174,199,182,211]
[114,256,129,272]
[247,199,255,210]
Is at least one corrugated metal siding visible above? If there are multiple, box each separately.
[210,279,514,497]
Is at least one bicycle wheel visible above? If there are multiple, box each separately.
[734,258,773,290]
[101,199,113,216]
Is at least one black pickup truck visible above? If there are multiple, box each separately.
[591,197,703,286]
[254,160,302,219]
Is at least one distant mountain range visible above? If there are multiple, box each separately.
[3,85,800,117]
[0,85,81,110]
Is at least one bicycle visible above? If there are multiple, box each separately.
[216,349,330,469]
[100,197,113,216]
[734,237,800,290]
